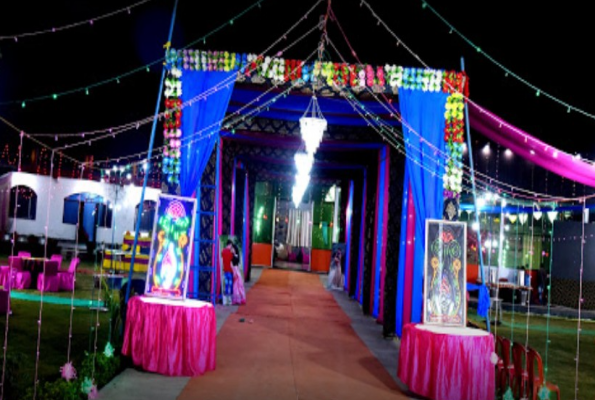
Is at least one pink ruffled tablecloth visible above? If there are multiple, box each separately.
[398,323,495,400]
[122,295,216,376]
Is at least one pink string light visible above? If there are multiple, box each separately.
[66,166,85,363]
[32,150,56,400]
[0,132,24,400]
[574,199,586,399]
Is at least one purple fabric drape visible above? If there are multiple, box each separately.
[469,101,595,188]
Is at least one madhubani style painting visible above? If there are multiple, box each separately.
[423,219,467,327]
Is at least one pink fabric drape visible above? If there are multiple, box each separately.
[398,323,495,400]
[232,265,246,305]
[468,101,595,188]
[402,187,416,328]
[122,296,216,376]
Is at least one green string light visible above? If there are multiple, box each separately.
[0,0,266,107]
[21,102,25,108]
[85,88,89,95]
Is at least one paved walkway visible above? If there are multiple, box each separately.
[100,267,413,400]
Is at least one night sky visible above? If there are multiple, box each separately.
[0,0,593,193]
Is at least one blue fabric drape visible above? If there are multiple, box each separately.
[466,283,490,318]
[180,70,236,197]
[398,89,448,326]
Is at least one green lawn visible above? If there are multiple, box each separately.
[469,309,595,398]
[0,257,120,397]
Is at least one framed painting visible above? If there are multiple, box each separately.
[144,194,197,300]
[423,219,467,327]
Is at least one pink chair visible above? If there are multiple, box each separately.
[17,251,31,258]
[2,256,31,290]
[58,257,80,291]
[50,254,63,267]
[36,260,60,292]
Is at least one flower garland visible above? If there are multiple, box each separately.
[163,51,183,185]
[443,91,465,198]
[166,48,466,95]
[163,48,469,200]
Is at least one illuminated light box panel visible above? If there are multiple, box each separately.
[145,194,197,300]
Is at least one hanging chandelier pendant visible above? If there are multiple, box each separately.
[293,95,328,208]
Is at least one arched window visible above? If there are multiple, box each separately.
[9,185,37,220]
[135,200,157,233]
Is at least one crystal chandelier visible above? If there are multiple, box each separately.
[299,95,327,156]
[292,151,313,208]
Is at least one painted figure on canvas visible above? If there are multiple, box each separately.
[424,220,466,326]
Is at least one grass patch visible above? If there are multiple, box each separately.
[0,255,124,398]
[469,309,595,398]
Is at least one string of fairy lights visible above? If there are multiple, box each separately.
[325,11,595,204]
[334,6,591,397]
[0,0,155,42]
[0,6,324,397]
[0,2,322,399]
[357,0,595,169]
[0,0,269,107]
[418,0,595,122]
[1,0,593,397]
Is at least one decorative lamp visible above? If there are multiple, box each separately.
[299,95,327,155]
[292,151,313,208]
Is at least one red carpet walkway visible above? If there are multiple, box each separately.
[178,269,408,400]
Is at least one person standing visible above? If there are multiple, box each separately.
[221,240,234,305]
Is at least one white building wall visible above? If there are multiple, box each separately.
[3,172,161,244]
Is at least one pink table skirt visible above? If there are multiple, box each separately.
[398,323,495,400]
[122,295,216,376]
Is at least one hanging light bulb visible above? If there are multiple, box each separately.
[547,211,558,223]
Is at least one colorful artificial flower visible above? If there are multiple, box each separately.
[60,361,77,382]
[538,386,550,400]
[503,387,514,400]
[104,342,115,358]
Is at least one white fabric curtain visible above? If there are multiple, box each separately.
[286,208,312,248]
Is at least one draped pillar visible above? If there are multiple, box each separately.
[395,89,448,336]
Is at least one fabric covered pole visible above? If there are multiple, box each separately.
[344,180,354,291]
[356,169,367,304]
[395,174,417,337]
[398,89,448,324]
[395,166,410,337]
[377,146,390,321]
[230,159,237,236]
[243,171,250,279]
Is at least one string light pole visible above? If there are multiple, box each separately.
[125,0,180,305]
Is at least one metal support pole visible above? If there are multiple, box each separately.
[125,0,180,305]
[461,57,490,332]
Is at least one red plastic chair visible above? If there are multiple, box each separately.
[511,342,529,400]
[527,347,560,400]
[496,336,515,391]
